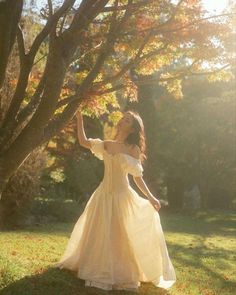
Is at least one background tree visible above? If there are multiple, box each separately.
[129,74,236,210]
[0,0,235,204]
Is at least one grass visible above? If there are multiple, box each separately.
[0,209,235,295]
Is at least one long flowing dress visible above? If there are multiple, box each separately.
[54,138,176,291]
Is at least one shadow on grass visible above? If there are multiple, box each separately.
[1,222,76,238]
[0,268,170,295]
[160,209,236,238]
[166,237,236,294]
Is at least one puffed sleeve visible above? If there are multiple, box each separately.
[88,138,104,160]
[121,154,144,177]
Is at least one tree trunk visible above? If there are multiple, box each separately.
[0,0,23,88]
[0,37,77,197]
[166,175,185,211]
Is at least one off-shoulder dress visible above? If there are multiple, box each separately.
[54,138,176,291]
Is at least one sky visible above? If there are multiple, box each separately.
[202,0,230,14]
[34,0,230,14]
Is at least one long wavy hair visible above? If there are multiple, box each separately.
[114,110,147,163]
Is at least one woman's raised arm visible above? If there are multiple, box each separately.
[76,111,92,149]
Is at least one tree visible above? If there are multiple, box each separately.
[132,75,236,210]
[0,0,235,200]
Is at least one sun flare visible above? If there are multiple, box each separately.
[202,0,229,13]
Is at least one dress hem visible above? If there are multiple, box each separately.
[54,263,175,291]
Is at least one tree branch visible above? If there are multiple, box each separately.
[16,73,47,126]
[43,0,134,142]
[29,0,76,59]
[101,0,153,12]
[135,63,231,86]
[16,25,26,65]
[47,0,53,17]
[0,0,77,145]
[122,12,236,37]
[56,63,231,109]
[95,43,168,88]
[3,0,112,154]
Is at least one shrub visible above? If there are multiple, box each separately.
[0,147,47,229]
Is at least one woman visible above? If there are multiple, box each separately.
[54,110,176,292]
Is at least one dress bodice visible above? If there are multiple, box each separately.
[88,138,144,194]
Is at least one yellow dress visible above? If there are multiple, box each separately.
[54,138,176,291]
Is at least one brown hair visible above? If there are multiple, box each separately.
[114,110,147,163]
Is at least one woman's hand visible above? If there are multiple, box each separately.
[148,196,161,212]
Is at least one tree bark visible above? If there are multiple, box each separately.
[0,36,74,196]
[0,0,23,88]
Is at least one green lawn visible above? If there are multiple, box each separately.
[0,210,235,295]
